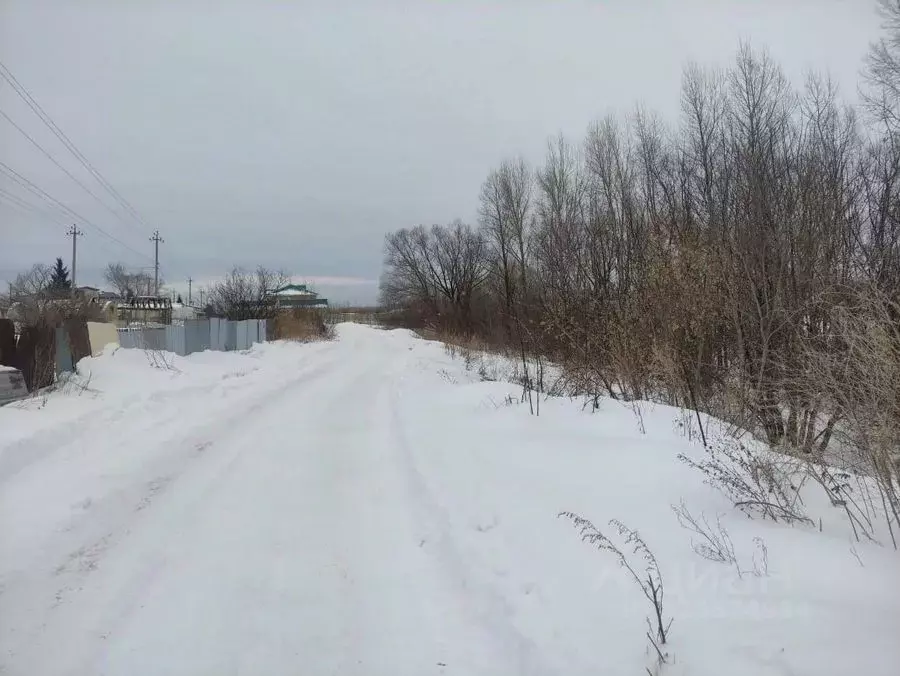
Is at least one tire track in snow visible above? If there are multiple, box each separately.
[70,339,413,676]
[1,345,345,672]
[386,356,554,676]
[63,342,393,676]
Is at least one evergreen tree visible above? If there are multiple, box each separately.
[177,293,184,304]
[49,257,72,292]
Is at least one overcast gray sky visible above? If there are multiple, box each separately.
[0,0,883,305]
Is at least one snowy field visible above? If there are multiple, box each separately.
[1,324,897,675]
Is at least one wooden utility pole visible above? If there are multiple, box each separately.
[188,276,193,305]
[66,224,83,288]
[149,230,164,296]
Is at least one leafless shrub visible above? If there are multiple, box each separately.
[750,537,769,577]
[559,512,673,670]
[439,332,511,383]
[134,333,177,372]
[792,288,900,548]
[678,437,811,525]
[671,500,770,579]
[849,543,865,568]
[437,369,457,384]
[671,500,738,569]
[630,400,647,435]
[143,348,176,371]
[272,308,334,342]
[483,394,520,410]
[56,368,94,397]
[802,462,882,545]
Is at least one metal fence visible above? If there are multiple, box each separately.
[117,318,267,356]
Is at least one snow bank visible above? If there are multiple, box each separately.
[393,329,900,676]
[0,340,330,459]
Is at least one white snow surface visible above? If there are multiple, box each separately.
[1,324,897,676]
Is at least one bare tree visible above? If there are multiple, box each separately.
[207,266,290,320]
[479,158,534,334]
[430,220,489,333]
[7,264,53,326]
[104,263,159,299]
[380,221,488,334]
[864,0,900,129]
[380,225,439,316]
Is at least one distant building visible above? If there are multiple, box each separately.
[270,284,328,309]
[116,295,173,326]
[171,302,203,322]
[75,286,121,304]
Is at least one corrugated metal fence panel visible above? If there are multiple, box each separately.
[208,318,218,351]
[165,325,187,356]
[200,319,212,351]
[245,320,254,349]
[183,321,199,355]
[242,320,253,348]
[116,319,267,353]
[235,320,250,350]
[184,319,211,355]
[144,328,167,351]
[225,321,237,351]
[209,318,226,351]
[118,330,139,349]
[55,326,73,375]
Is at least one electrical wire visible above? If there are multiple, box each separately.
[0,186,63,230]
[0,59,152,230]
[0,105,138,230]
[0,188,150,263]
[0,161,152,262]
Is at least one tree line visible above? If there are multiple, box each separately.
[381,28,900,523]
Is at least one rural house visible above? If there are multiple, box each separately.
[269,284,328,309]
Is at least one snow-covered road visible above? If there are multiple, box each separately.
[1,327,542,675]
[2,324,898,676]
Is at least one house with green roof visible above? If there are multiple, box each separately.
[270,284,328,309]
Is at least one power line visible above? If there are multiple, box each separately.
[0,190,156,271]
[0,188,65,232]
[0,59,151,230]
[0,160,152,261]
[0,185,64,224]
[0,105,139,231]
[0,189,151,267]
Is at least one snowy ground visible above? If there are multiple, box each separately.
[1,324,897,676]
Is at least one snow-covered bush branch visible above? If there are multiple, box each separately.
[559,512,673,669]
[677,438,811,526]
